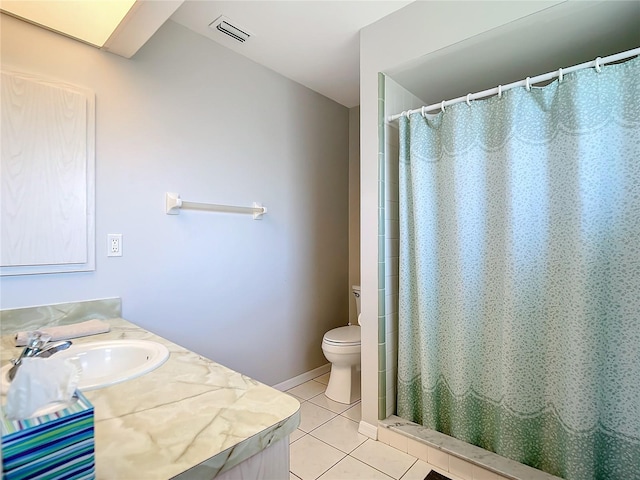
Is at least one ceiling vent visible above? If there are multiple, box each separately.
[209,15,252,43]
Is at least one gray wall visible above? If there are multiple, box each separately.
[0,15,350,386]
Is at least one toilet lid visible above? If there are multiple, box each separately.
[323,325,361,346]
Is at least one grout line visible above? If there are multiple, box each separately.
[314,451,348,480]
[347,454,396,480]
[349,443,399,479]
[398,458,418,480]
[292,376,385,478]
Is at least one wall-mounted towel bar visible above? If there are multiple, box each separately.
[165,193,267,220]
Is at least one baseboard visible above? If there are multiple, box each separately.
[272,363,331,391]
[358,420,378,439]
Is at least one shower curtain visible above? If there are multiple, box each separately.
[396,57,639,480]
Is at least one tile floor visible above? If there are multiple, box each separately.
[286,374,463,480]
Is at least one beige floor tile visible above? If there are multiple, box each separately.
[400,459,432,480]
[351,439,417,479]
[298,401,338,433]
[290,435,346,480]
[290,429,306,443]
[287,380,327,400]
[318,455,394,480]
[311,415,367,453]
[314,373,330,385]
[291,473,302,480]
[341,402,361,422]
[309,393,353,414]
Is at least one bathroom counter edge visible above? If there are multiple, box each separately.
[0,317,301,479]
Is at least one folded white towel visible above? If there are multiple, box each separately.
[15,319,111,347]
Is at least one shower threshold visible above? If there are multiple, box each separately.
[379,416,562,480]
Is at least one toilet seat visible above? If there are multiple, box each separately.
[323,326,361,346]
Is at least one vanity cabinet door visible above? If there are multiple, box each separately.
[1,69,95,276]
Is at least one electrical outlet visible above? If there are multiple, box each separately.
[107,234,122,257]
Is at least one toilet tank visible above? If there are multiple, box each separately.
[352,285,361,316]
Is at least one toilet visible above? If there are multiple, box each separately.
[322,285,361,404]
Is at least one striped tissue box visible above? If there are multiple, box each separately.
[1,391,95,480]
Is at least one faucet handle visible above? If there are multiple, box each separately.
[26,331,42,347]
[25,331,52,349]
[37,332,52,347]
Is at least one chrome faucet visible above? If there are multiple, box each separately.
[8,331,72,381]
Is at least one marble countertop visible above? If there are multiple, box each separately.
[0,317,301,479]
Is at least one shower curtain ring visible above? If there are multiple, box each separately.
[405,110,411,119]
[421,106,426,118]
[498,85,502,98]
[441,100,446,113]
[525,77,531,91]
[558,68,563,83]
[466,94,472,106]
[595,57,602,73]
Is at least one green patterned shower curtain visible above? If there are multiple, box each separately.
[396,58,640,480]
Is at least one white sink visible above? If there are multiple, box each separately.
[1,339,170,392]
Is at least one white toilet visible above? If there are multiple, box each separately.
[322,285,361,404]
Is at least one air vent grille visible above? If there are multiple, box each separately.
[209,15,251,43]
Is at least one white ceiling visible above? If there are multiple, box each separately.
[388,1,640,108]
[170,1,412,108]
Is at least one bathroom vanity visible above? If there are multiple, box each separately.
[0,307,300,479]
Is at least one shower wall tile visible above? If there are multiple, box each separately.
[386,373,397,408]
[378,235,386,260]
[386,180,399,201]
[382,74,425,419]
[386,313,399,334]
[386,337,397,360]
[378,425,393,445]
[378,290,386,317]
[388,257,399,279]
[378,314,387,345]
[378,266,386,290]
[378,207,386,235]
[386,275,399,297]
[378,150,386,181]
[378,395,386,421]
[408,438,430,463]
[450,455,475,480]
[472,467,499,480]
[388,238,399,257]
[386,160,399,187]
[384,128,397,151]
[386,379,396,413]
[387,124,399,147]
[388,426,408,453]
[385,235,397,256]
[378,263,388,284]
[385,294,398,316]
[428,447,450,471]
[386,201,399,220]
[386,366,396,388]
[386,218,400,240]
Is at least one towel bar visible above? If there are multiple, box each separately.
[165,192,267,220]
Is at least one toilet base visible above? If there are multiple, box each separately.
[325,364,361,404]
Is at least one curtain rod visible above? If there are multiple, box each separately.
[388,47,640,122]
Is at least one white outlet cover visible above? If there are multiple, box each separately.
[107,234,122,257]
